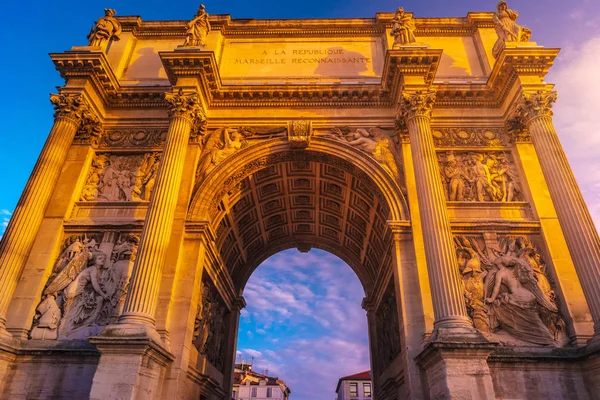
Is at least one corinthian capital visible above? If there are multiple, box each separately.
[50,93,89,122]
[515,90,558,123]
[165,90,205,123]
[397,90,436,120]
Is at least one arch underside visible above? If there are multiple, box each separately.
[190,145,405,295]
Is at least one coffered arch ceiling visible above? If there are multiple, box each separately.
[188,139,408,294]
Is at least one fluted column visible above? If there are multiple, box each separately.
[398,91,471,330]
[516,90,600,335]
[118,91,204,333]
[0,93,97,340]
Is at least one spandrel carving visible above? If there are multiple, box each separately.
[80,153,161,202]
[193,280,227,372]
[454,235,566,346]
[438,151,522,202]
[328,127,404,184]
[196,127,286,184]
[30,233,139,340]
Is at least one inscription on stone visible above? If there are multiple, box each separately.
[220,40,384,80]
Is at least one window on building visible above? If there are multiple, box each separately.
[267,387,272,398]
[350,382,358,397]
[364,383,372,398]
[251,387,257,398]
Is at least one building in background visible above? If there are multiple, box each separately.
[233,362,291,400]
[336,371,372,400]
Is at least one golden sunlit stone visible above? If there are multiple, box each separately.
[0,3,599,399]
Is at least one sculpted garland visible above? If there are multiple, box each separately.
[455,235,566,346]
[31,233,139,340]
[438,151,522,202]
[81,152,161,202]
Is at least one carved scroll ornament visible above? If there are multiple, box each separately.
[455,235,565,346]
[438,151,522,202]
[80,152,161,202]
[30,232,139,340]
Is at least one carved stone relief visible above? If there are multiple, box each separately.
[454,235,566,346]
[438,151,523,202]
[326,127,405,185]
[101,129,168,148]
[30,232,139,340]
[195,126,287,184]
[431,128,510,147]
[193,279,227,372]
[376,285,401,373]
[287,120,312,149]
[80,152,161,202]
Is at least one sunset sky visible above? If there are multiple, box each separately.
[2,1,600,399]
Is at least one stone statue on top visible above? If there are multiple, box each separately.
[183,4,211,47]
[87,9,122,50]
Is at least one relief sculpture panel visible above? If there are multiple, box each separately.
[376,285,401,374]
[455,235,566,346]
[326,126,406,189]
[81,152,161,202]
[30,232,139,340]
[193,279,228,372]
[438,151,522,202]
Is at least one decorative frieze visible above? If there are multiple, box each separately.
[431,128,510,147]
[80,153,161,202]
[454,234,566,346]
[101,129,168,148]
[438,151,523,202]
[193,279,227,372]
[30,232,139,340]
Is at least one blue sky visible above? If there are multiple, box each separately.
[3,1,600,399]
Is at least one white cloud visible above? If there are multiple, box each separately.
[550,35,600,231]
[0,209,11,238]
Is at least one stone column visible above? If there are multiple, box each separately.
[516,90,600,336]
[0,93,97,340]
[114,91,205,338]
[223,298,245,398]
[397,91,472,331]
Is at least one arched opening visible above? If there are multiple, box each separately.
[187,139,409,398]
[235,248,369,399]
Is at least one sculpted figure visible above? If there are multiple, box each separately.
[472,154,497,201]
[390,7,417,47]
[193,284,213,353]
[30,295,62,340]
[87,9,122,49]
[442,153,471,201]
[485,255,559,346]
[492,1,532,58]
[197,128,246,182]
[184,4,211,47]
[457,247,489,332]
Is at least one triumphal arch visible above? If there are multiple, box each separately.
[1,3,600,399]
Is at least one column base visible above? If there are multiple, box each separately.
[89,335,175,400]
[416,328,498,400]
[0,340,18,396]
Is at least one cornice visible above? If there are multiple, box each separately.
[51,41,559,111]
[50,50,121,105]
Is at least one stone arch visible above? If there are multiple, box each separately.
[187,136,409,295]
